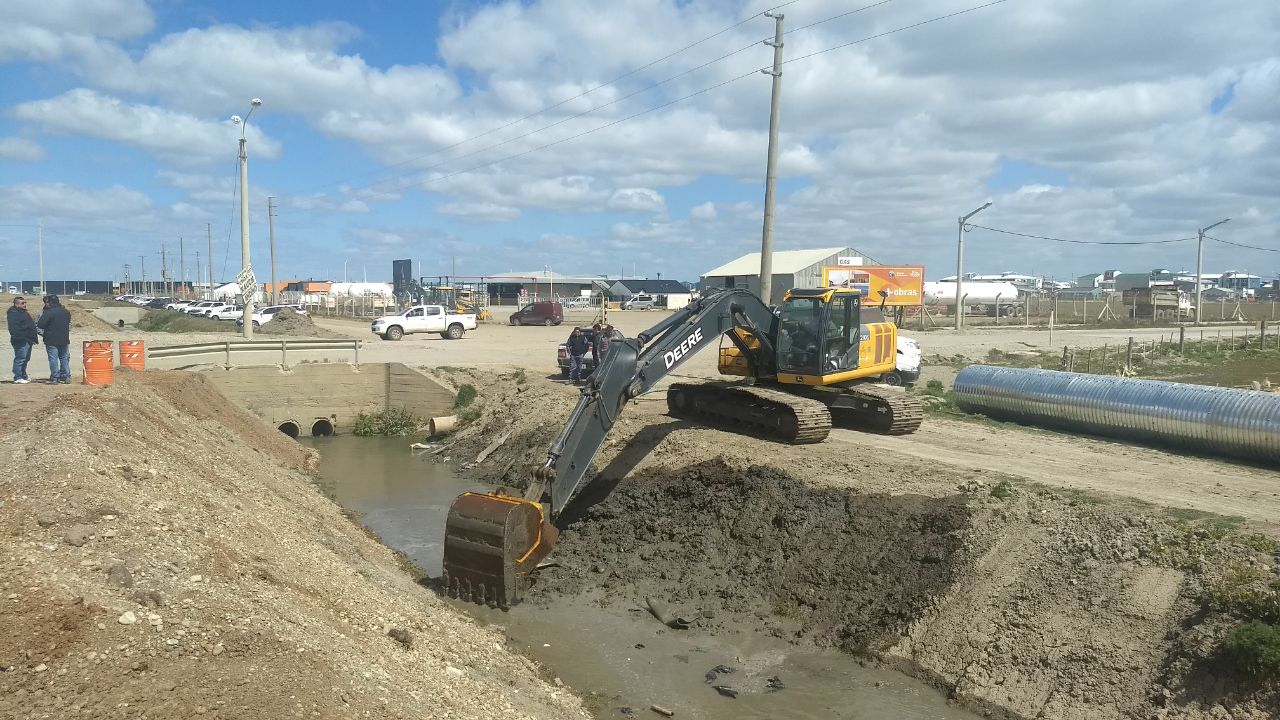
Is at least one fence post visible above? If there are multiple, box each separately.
[353,340,360,366]
[281,339,289,368]
[224,341,231,370]
[1061,345,1069,367]
[1049,311,1055,346]
[1126,336,1134,371]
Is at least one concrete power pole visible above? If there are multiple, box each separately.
[268,196,277,305]
[139,256,146,295]
[161,243,169,298]
[195,252,201,300]
[38,222,44,295]
[207,223,214,300]
[756,11,785,306]
[179,237,185,298]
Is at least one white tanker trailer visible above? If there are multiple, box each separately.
[923,281,1023,316]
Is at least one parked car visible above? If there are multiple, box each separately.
[207,303,244,320]
[184,301,219,315]
[235,304,310,328]
[556,326,624,379]
[370,304,476,340]
[508,301,563,326]
[128,296,153,306]
[145,297,173,309]
[621,293,656,310]
[165,300,192,311]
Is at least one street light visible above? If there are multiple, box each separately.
[955,201,993,330]
[231,98,262,339]
[1194,217,1230,327]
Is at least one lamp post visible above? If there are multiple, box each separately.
[955,202,992,329]
[1195,217,1230,326]
[231,98,262,339]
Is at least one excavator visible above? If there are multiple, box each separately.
[441,286,922,607]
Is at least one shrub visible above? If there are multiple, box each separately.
[352,407,421,437]
[453,384,478,410]
[1221,621,1280,679]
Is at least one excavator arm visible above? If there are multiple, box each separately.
[441,288,778,607]
[540,288,778,516]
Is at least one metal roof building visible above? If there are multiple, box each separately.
[700,246,871,304]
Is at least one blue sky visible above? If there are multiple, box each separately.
[1,0,1277,287]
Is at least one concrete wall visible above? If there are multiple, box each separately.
[92,307,146,326]
[200,362,454,434]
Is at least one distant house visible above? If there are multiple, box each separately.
[700,246,869,305]
[1076,270,1123,290]
[609,279,694,310]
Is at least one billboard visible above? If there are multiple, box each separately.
[820,265,925,306]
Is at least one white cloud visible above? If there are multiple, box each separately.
[0,137,45,162]
[0,0,151,63]
[690,202,717,222]
[12,89,282,166]
[436,201,522,223]
[0,182,153,222]
[607,188,666,214]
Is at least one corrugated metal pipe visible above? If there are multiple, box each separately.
[953,365,1280,463]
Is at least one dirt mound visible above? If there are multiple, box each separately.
[258,307,338,337]
[65,300,119,332]
[536,460,973,653]
[0,370,582,720]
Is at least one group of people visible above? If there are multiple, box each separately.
[564,322,614,384]
[7,294,72,384]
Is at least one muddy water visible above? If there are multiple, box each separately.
[304,436,979,720]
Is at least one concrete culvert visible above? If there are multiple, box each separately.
[277,421,301,438]
[311,418,335,437]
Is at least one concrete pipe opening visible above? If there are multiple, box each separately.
[311,418,335,437]
[277,421,301,438]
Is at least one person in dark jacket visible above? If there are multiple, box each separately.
[36,294,72,384]
[7,296,38,384]
[591,323,613,367]
[566,327,589,384]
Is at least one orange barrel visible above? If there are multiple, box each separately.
[82,341,114,386]
[119,340,145,371]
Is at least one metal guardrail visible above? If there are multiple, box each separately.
[953,364,1280,463]
[147,339,362,367]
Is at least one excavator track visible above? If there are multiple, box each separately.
[666,382,831,444]
[833,384,924,435]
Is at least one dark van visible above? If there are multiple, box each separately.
[509,301,563,326]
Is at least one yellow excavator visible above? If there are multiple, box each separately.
[442,287,922,607]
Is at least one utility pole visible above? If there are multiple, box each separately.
[37,222,44,295]
[161,243,169,298]
[139,255,146,295]
[955,202,993,330]
[233,98,262,339]
[195,252,201,300]
[1195,217,1231,327]
[207,223,214,300]
[179,237,185,298]
[268,196,278,304]
[756,11,785,306]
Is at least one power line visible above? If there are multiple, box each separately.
[787,0,901,34]
[396,0,1011,195]
[1206,235,1280,254]
[967,223,1196,246]
[784,0,1011,66]
[304,0,803,197]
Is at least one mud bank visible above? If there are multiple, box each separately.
[442,370,1280,720]
[0,372,583,720]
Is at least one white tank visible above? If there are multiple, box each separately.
[923,281,1020,306]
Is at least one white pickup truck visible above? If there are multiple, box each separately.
[371,305,476,341]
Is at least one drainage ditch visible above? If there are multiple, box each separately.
[303,435,980,719]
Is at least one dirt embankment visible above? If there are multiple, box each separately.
[258,308,342,338]
[0,371,583,720]
[441,370,1280,720]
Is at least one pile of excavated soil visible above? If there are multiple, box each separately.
[259,308,340,337]
[0,371,583,720]
[441,370,1280,720]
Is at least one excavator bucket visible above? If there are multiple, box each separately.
[441,492,558,608]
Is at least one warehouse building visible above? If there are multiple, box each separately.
[608,279,694,309]
[699,246,871,305]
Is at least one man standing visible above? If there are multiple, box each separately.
[7,296,37,384]
[566,326,589,385]
[591,323,613,367]
[36,295,71,384]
